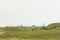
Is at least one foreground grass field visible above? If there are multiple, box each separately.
[0,38,58,40]
[0,29,60,40]
[0,23,60,40]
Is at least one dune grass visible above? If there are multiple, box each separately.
[0,27,60,40]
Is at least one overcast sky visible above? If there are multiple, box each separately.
[0,0,60,26]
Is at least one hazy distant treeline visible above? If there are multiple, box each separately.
[0,23,60,30]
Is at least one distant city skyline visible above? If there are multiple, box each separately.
[0,0,60,27]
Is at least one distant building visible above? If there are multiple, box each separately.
[31,25,36,28]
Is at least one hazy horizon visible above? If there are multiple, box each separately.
[0,0,60,27]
